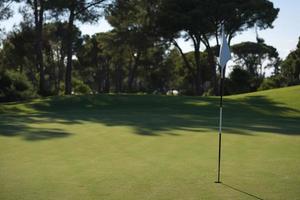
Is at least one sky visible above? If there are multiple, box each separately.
[1,0,300,60]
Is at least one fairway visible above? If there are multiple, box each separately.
[1,86,300,200]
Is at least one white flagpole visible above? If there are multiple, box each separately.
[216,23,231,183]
[216,64,225,183]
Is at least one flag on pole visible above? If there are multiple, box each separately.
[218,24,231,77]
[215,23,232,184]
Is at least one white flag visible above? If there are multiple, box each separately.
[218,24,231,72]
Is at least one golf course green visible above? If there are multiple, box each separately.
[1,86,300,200]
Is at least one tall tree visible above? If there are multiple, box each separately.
[281,37,300,85]
[34,0,46,95]
[16,0,48,95]
[1,23,36,80]
[49,0,108,95]
[106,0,163,92]
[0,0,13,36]
[43,22,82,94]
[231,41,279,77]
[77,32,112,93]
[200,0,279,94]
[0,0,13,20]
[154,0,213,95]
[155,0,279,95]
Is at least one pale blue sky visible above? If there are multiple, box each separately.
[1,0,300,60]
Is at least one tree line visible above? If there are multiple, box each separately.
[0,0,299,102]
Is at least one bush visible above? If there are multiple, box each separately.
[72,78,92,95]
[226,67,251,94]
[258,76,285,91]
[0,70,37,102]
[202,88,214,96]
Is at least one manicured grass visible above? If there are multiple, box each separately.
[1,86,300,200]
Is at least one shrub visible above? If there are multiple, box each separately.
[258,76,285,91]
[202,88,214,96]
[72,78,92,95]
[0,70,37,102]
[226,67,251,94]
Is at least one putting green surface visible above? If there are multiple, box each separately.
[1,86,300,200]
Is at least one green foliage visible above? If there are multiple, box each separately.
[280,37,300,85]
[0,0,13,21]
[228,41,280,94]
[153,0,279,95]
[202,88,215,97]
[1,24,36,74]
[226,67,251,94]
[0,0,282,97]
[72,78,92,95]
[0,22,84,96]
[106,0,170,93]
[0,0,13,37]
[76,33,113,93]
[258,75,285,91]
[49,0,107,23]
[231,41,279,76]
[0,70,37,102]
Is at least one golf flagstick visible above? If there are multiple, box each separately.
[216,66,225,183]
[215,22,231,184]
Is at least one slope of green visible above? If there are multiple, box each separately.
[0,86,300,200]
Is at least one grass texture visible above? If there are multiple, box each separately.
[1,86,300,200]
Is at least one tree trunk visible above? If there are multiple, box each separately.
[65,8,75,95]
[191,35,203,96]
[34,0,45,95]
[104,64,110,93]
[194,46,203,95]
[128,53,140,92]
[19,64,23,73]
[58,47,65,95]
[172,39,197,91]
[207,48,218,95]
[97,69,103,93]
[115,63,123,93]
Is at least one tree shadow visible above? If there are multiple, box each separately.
[0,94,299,140]
[221,183,264,200]
[224,95,300,135]
[0,115,71,141]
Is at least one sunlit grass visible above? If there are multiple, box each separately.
[0,86,300,199]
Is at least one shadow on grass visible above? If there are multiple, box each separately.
[0,94,299,140]
[221,183,264,200]
[0,117,71,141]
